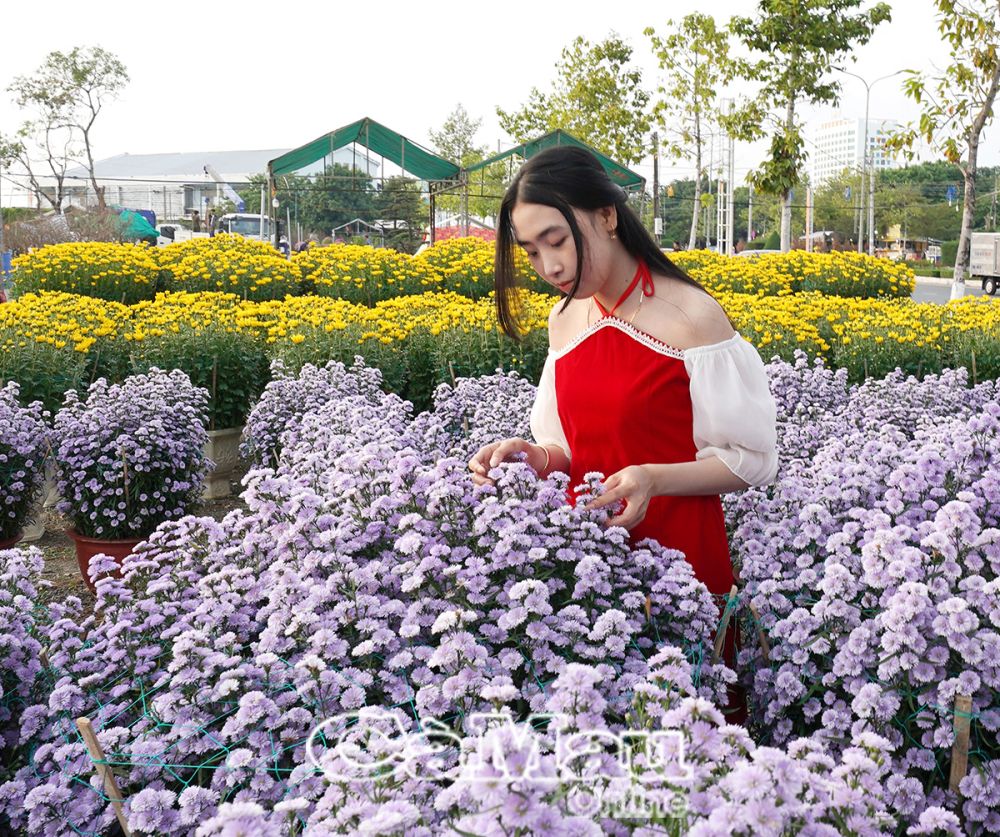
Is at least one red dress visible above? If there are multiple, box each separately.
[547,261,735,595]
[554,317,734,596]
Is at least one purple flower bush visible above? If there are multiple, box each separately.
[0,382,50,542]
[728,353,1000,830]
[1,363,738,835]
[0,546,60,785]
[240,357,386,468]
[52,368,211,540]
[5,354,1000,834]
[124,650,904,835]
[410,369,537,463]
[241,356,537,470]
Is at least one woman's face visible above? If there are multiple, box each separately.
[510,201,614,296]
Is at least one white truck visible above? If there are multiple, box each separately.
[157,223,209,247]
[970,232,1000,296]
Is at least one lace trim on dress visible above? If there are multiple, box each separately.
[549,317,687,361]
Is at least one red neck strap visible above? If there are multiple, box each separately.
[594,260,655,318]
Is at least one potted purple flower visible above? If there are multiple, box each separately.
[52,368,211,591]
[0,382,50,548]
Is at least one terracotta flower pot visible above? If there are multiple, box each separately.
[66,528,142,593]
[0,532,23,550]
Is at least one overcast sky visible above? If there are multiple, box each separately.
[1,0,996,194]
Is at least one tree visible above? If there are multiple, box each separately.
[240,166,377,238]
[430,104,487,220]
[885,0,1000,296]
[430,104,485,167]
[646,14,742,248]
[376,177,426,253]
[496,35,651,165]
[812,174,863,244]
[729,1,892,251]
[0,120,76,213]
[8,46,128,211]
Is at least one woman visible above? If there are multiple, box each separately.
[468,146,778,600]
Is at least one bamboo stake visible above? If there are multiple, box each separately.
[712,585,739,664]
[75,717,132,837]
[746,601,771,662]
[972,349,978,387]
[949,694,973,792]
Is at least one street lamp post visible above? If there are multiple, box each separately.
[833,67,905,256]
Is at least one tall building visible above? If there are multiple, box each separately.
[808,117,901,185]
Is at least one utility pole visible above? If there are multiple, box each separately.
[805,186,814,252]
[726,102,735,255]
[704,132,714,249]
[868,164,877,256]
[652,132,660,242]
[832,67,905,254]
[747,182,753,243]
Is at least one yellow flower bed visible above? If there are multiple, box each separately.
[155,234,301,300]
[292,244,443,304]
[4,285,999,415]
[11,242,160,304]
[671,249,915,299]
[414,237,546,298]
[155,233,280,268]
[0,291,129,354]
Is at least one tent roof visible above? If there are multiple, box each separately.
[269,117,460,182]
[464,130,645,190]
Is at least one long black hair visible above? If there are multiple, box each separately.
[494,145,717,339]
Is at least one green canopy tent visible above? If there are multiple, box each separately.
[456,130,646,238]
[267,117,461,245]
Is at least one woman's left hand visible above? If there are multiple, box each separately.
[584,465,655,530]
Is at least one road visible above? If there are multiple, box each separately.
[912,278,990,304]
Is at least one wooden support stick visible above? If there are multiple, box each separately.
[712,585,739,664]
[644,594,652,622]
[75,717,132,837]
[39,646,50,670]
[949,694,973,793]
[747,602,771,663]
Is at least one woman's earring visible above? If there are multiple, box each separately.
[609,228,618,240]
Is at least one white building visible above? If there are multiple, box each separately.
[25,146,380,221]
[808,117,901,186]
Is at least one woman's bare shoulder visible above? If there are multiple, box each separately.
[642,278,735,351]
[547,297,588,351]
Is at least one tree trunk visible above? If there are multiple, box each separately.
[688,162,702,250]
[952,57,1000,299]
[81,107,106,211]
[688,116,702,250]
[952,166,977,298]
[780,98,796,253]
[780,191,792,252]
[83,136,106,211]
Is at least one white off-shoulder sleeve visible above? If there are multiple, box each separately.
[529,351,571,460]
[684,334,778,487]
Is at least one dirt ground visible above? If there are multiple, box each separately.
[26,493,245,606]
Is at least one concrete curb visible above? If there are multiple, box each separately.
[914,276,966,288]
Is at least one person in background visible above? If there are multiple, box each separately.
[191,210,202,232]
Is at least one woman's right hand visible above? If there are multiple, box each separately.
[468,438,539,486]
